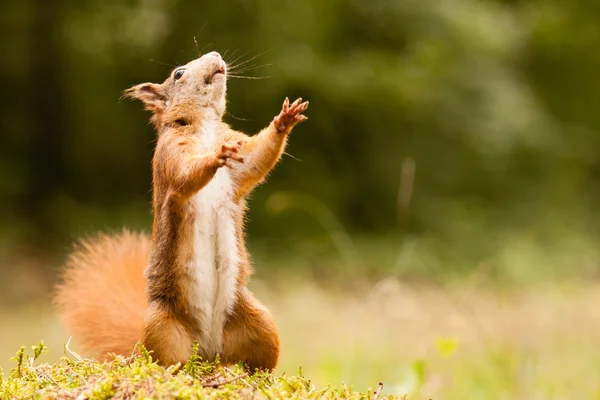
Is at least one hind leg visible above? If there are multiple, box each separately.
[142,303,195,366]
[222,289,280,372]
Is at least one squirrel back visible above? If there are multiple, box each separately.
[53,230,149,358]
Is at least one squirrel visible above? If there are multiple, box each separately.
[53,51,309,371]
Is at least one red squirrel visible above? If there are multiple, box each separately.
[53,51,309,371]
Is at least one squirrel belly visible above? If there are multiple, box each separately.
[174,166,241,358]
[188,123,241,359]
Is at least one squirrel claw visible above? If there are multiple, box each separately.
[216,140,245,168]
[274,97,309,133]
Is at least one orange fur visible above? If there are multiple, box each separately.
[222,289,280,371]
[54,52,308,371]
[53,230,149,359]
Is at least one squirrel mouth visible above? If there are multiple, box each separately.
[206,65,226,83]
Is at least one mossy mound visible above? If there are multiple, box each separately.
[0,342,396,399]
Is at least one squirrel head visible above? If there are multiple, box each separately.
[124,51,227,130]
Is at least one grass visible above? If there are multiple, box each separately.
[0,342,393,399]
[2,279,600,399]
[3,207,600,399]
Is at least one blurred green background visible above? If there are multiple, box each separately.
[2,0,600,398]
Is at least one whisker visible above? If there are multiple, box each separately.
[193,36,200,56]
[145,59,178,68]
[225,111,253,121]
[193,21,208,55]
[226,47,271,69]
[283,151,304,162]
[228,49,273,70]
[226,49,255,68]
[227,75,272,80]
[225,49,240,64]
[200,36,219,54]
[228,61,272,70]
[228,64,272,74]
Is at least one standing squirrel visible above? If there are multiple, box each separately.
[53,51,309,371]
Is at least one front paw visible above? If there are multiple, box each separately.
[216,140,245,168]
[273,97,309,133]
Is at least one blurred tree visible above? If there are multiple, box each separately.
[1,0,599,268]
[21,0,67,250]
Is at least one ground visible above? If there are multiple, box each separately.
[1,342,393,399]
[1,278,599,399]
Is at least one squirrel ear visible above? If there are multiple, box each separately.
[122,83,167,113]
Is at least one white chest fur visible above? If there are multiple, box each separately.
[186,124,240,358]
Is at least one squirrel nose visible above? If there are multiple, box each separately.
[206,51,221,59]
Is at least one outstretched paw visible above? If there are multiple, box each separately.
[216,140,245,168]
[273,97,309,133]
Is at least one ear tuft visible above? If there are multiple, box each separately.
[122,83,167,113]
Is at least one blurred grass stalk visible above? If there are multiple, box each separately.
[266,191,366,271]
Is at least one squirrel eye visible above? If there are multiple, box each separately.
[174,69,185,80]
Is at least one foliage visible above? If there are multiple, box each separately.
[2,0,600,263]
[0,342,396,400]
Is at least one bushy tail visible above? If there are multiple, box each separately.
[53,229,150,359]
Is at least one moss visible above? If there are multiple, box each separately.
[0,342,397,400]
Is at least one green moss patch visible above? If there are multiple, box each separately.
[0,342,396,399]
